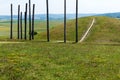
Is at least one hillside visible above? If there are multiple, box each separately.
[85,16,120,43]
[36,17,93,41]
[37,16,120,43]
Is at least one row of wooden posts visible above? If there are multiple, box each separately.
[10,0,79,43]
[10,0,35,40]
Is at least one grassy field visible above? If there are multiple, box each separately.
[0,20,63,39]
[0,16,120,80]
[0,42,120,80]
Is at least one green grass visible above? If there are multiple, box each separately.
[0,20,63,38]
[0,42,120,80]
[85,16,120,43]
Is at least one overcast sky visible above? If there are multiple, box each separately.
[0,0,120,15]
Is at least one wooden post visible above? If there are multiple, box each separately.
[10,4,13,39]
[76,0,78,43]
[46,0,50,42]
[24,12,27,40]
[32,4,35,40]
[29,0,32,40]
[64,0,66,43]
[18,5,20,39]
[20,12,23,39]
[24,3,27,40]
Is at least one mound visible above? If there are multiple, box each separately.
[36,17,93,41]
[36,16,120,43]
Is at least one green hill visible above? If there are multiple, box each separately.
[36,16,120,43]
[36,17,93,41]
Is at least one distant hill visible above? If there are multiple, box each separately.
[0,14,96,21]
[35,14,96,20]
[96,12,120,18]
[1,12,120,21]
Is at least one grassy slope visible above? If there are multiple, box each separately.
[85,16,120,43]
[37,16,120,44]
[36,17,92,41]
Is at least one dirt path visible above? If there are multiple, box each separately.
[0,42,24,44]
[79,18,95,43]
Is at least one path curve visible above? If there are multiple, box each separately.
[79,18,95,43]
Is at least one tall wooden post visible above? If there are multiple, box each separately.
[24,3,27,40]
[64,0,66,43]
[29,0,32,40]
[24,12,27,40]
[46,0,50,42]
[76,0,78,43]
[32,4,35,40]
[18,5,20,39]
[20,12,23,39]
[10,4,13,39]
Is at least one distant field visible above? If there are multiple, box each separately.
[0,20,63,38]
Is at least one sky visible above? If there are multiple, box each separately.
[0,0,120,15]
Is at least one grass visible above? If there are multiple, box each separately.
[85,16,120,43]
[0,42,120,80]
[0,16,120,80]
[0,20,63,38]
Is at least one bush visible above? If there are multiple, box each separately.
[29,31,38,35]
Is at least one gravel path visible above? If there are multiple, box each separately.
[79,18,95,43]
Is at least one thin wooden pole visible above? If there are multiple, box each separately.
[24,3,27,40]
[32,4,35,40]
[20,12,23,39]
[64,0,66,43]
[76,0,78,43]
[46,0,50,42]
[24,12,27,40]
[29,0,32,40]
[10,4,13,39]
[18,5,20,39]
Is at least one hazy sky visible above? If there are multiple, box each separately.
[0,0,120,15]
